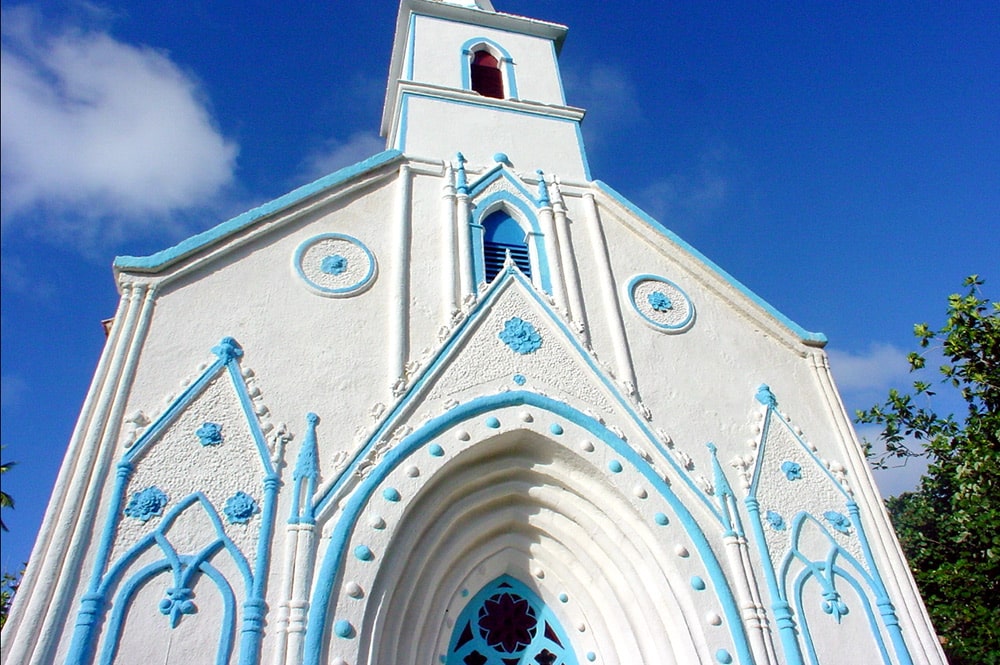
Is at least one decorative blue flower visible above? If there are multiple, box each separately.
[321,254,348,275]
[499,317,542,354]
[824,510,851,534]
[781,460,802,481]
[223,491,260,524]
[196,422,223,446]
[512,374,527,385]
[765,510,786,531]
[124,486,168,522]
[647,290,673,312]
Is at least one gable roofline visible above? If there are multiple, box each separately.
[113,149,404,275]
[594,180,828,347]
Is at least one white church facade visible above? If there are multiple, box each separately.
[1,1,945,664]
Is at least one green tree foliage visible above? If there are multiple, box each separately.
[0,450,13,532]
[0,568,24,630]
[857,276,999,664]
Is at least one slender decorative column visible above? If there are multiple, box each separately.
[745,496,805,665]
[536,171,568,310]
[58,283,158,665]
[454,153,474,299]
[440,162,459,322]
[582,192,637,392]
[552,179,589,342]
[1,284,131,648]
[283,413,321,664]
[390,164,412,384]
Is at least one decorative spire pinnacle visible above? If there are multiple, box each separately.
[293,413,320,482]
[755,384,777,408]
[536,169,550,206]
[455,152,468,195]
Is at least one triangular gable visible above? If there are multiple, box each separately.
[467,162,540,206]
[746,384,867,575]
[309,266,724,525]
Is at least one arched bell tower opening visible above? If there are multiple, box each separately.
[482,209,532,281]
[470,49,504,99]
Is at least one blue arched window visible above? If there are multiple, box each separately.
[482,209,531,282]
[447,576,577,665]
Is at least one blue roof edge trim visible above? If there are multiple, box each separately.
[114,149,404,273]
[594,181,828,347]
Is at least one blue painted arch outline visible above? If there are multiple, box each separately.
[302,391,753,665]
[97,557,237,665]
[66,338,281,665]
[461,37,518,99]
[471,190,552,293]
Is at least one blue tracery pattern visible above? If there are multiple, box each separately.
[499,317,542,354]
[196,422,223,446]
[159,586,197,627]
[124,486,168,522]
[447,577,576,665]
[647,290,673,312]
[223,491,260,524]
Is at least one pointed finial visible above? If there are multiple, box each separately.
[293,413,320,481]
[536,169,550,206]
[442,162,455,195]
[455,152,468,195]
[755,384,777,408]
[707,442,734,500]
[211,337,244,362]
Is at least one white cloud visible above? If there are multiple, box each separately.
[1,374,28,411]
[827,343,910,393]
[0,10,237,242]
[300,132,385,181]
[562,63,642,152]
[637,144,731,223]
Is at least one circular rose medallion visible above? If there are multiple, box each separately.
[627,274,695,332]
[293,233,377,297]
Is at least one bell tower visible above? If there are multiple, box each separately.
[380,0,590,180]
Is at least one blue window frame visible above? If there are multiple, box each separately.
[447,576,577,665]
[482,210,532,282]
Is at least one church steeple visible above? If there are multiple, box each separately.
[380,0,590,180]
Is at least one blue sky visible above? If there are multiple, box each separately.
[2,0,997,573]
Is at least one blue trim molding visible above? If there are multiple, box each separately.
[597,182,827,346]
[745,387,913,665]
[66,338,282,665]
[115,150,402,273]
[303,390,752,664]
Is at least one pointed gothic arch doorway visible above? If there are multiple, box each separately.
[306,393,752,665]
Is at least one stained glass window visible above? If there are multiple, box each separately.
[447,576,577,665]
